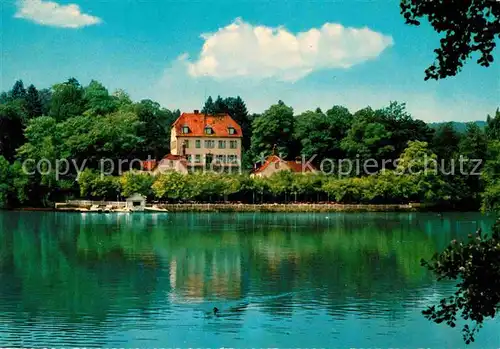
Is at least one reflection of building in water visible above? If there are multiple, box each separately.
[168,249,243,301]
[170,259,177,290]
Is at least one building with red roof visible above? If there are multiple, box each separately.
[251,155,318,178]
[170,110,243,170]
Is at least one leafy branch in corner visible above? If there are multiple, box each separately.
[400,0,500,80]
[421,220,500,344]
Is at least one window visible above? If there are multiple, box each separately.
[216,155,226,163]
[230,140,237,149]
[195,154,201,163]
[205,126,213,135]
[182,126,189,134]
[195,140,201,148]
[184,140,189,148]
[204,140,215,148]
[228,155,237,163]
[186,155,192,163]
[169,160,174,167]
[228,127,235,135]
[218,140,226,149]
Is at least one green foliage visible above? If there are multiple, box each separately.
[152,171,198,201]
[432,122,461,160]
[250,100,296,160]
[11,80,27,100]
[0,102,26,161]
[49,78,85,122]
[134,99,176,159]
[400,0,500,80]
[294,106,352,161]
[0,156,10,208]
[25,84,43,119]
[486,109,500,141]
[120,172,154,198]
[78,169,121,200]
[481,141,500,212]
[83,80,118,116]
[0,78,498,213]
[341,107,394,161]
[0,156,29,208]
[421,221,500,344]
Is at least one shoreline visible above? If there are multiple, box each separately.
[10,202,449,213]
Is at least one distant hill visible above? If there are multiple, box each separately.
[428,121,487,133]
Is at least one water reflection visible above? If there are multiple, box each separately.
[0,211,497,347]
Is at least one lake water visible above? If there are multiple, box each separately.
[0,211,499,348]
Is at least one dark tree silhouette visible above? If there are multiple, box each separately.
[401,0,500,80]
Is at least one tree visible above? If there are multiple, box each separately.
[213,95,228,114]
[341,107,394,163]
[0,103,25,161]
[10,80,26,100]
[0,156,11,208]
[395,140,449,203]
[78,169,120,200]
[134,99,176,159]
[38,88,52,116]
[250,100,296,160]
[486,109,500,141]
[482,141,500,212]
[113,89,133,108]
[49,78,85,121]
[16,116,63,206]
[83,80,118,116]
[378,101,434,159]
[202,96,215,114]
[421,221,500,344]
[58,110,144,169]
[459,123,488,162]
[120,172,154,198]
[225,96,252,151]
[152,172,197,202]
[401,0,500,80]
[295,106,352,162]
[432,122,461,161]
[25,84,43,118]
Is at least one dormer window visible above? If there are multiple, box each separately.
[204,126,213,135]
[228,127,236,135]
[182,125,189,134]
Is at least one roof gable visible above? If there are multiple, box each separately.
[253,155,317,174]
[173,112,243,138]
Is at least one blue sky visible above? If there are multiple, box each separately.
[1,0,499,121]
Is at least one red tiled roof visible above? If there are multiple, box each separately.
[253,155,317,174]
[159,154,189,168]
[162,154,185,161]
[173,112,242,138]
[141,154,187,171]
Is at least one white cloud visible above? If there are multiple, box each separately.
[186,18,394,82]
[15,0,102,28]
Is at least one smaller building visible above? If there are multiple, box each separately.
[251,155,318,178]
[141,154,189,175]
[126,193,146,211]
[154,154,189,174]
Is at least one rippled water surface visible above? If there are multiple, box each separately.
[0,211,499,348]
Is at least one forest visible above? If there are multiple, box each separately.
[0,78,499,211]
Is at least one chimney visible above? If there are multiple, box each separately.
[194,109,199,114]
